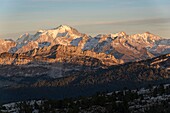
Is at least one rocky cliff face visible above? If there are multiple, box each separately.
[0,53,169,88]
[0,44,119,66]
[0,25,169,66]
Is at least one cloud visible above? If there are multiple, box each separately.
[30,0,105,2]
[78,18,170,26]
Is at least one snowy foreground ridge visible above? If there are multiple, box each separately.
[1,84,170,113]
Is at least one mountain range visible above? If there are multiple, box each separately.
[0,25,170,104]
[0,25,170,66]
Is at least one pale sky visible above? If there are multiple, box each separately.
[0,0,170,40]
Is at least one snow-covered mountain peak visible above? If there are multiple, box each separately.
[19,33,29,39]
[118,31,126,36]
[129,32,161,42]
[51,25,74,34]
[144,31,151,34]
[40,25,82,39]
[2,25,169,61]
[37,30,45,33]
[17,33,32,43]
[56,25,72,31]
[95,34,105,38]
[110,31,127,39]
